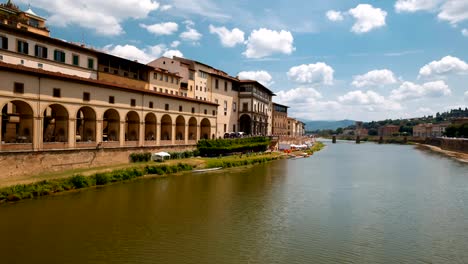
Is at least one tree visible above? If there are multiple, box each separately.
[368,128,378,136]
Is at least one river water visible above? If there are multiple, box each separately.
[1,141,468,263]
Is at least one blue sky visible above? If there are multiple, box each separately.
[15,0,468,121]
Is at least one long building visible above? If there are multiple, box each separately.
[0,1,304,153]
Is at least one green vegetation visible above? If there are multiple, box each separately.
[0,163,193,203]
[304,141,325,154]
[129,150,200,163]
[445,123,468,138]
[204,153,281,169]
[197,137,271,156]
[129,152,152,162]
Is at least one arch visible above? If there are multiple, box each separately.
[76,106,96,142]
[200,118,211,140]
[160,114,172,140]
[239,114,252,135]
[125,111,140,141]
[188,117,197,140]
[43,104,69,142]
[1,100,34,144]
[103,109,120,142]
[175,115,185,140]
[145,113,157,141]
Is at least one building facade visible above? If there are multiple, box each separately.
[378,125,400,137]
[272,103,289,136]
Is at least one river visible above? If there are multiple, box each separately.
[1,141,468,263]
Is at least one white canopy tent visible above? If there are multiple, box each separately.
[152,152,171,161]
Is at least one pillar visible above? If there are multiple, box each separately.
[379,136,383,144]
[332,135,336,144]
[68,118,76,148]
[196,124,200,140]
[156,122,161,146]
[96,119,103,144]
[33,116,42,151]
[356,135,360,144]
[139,121,145,147]
[184,123,189,145]
[119,121,125,147]
[171,124,176,145]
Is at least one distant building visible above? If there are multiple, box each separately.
[378,125,400,137]
[413,124,433,138]
[452,118,468,125]
[431,122,450,137]
[272,103,289,136]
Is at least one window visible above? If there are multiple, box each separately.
[243,103,248,112]
[109,96,115,104]
[14,82,24,94]
[54,50,66,63]
[72,54,79,66]
[83,92,90,101]
[176,79,179,85]
[88,58,94,69]
[165,89,168,93]
[224,81,228,91]
[204,109,207,115]
[17,40,29,54]
[224,101,227,111]
[170,91,173,95]
[224,124,227,132]
[190,85,193,91]
[189,71,194,80]
[0,55,3,60]
[171,77,174,83]
[159,88,162,92]
[149,102,153,109]
[165,104,169,111]
[160,74,163,81]
[53,88,61,98]
[165,75,168,82]
[179,105,183,112]
[196,85,198,91]
[192,107,195,113]
[130,99,136,107]
[233,102,237,112]
[0,36,8,50]
[233,124,236,132]
[198,71,208,78]
[153,73,157,79]
[38,63,43,68]
[215,79,219,89]
[212,110,216,116]
[34,45,47,58]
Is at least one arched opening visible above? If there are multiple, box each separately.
[175,116,185,140]
[200,118,211,140]
[103,109,120,142]
[43,104,69,142]
[76,107,96,142]
[125,111,140,141]
[145,113,156,141]
[1,100,33,144]
[160,114,172,140]
[239,114,252,135]
[188,117,197,140]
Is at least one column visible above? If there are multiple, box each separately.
[119,121,125,147]
[139,121,145,147]
[0,114,2,150]
[156,122,161,146]
[33,116,42,151]
[196,124,200,140]
[184,123,189,145]
[68,118,76,148]
[171,124,176,145]
[96,119,103,144]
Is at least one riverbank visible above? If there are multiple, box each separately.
[416,144,468,163]
[0,142,325,203]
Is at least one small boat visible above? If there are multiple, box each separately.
[192,167,223,173]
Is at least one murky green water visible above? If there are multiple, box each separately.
[1,141,468,263]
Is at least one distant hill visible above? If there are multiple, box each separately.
[303,120,356,131]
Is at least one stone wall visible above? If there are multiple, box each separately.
[0,145,195,180]
[424,138,468,154]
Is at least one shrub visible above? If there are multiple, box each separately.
[129,152,152,163]
[197,137,271,156]
[94,173,111,185]
[69,175,88,189]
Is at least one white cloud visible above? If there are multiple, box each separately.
[395,0,443,13]
[243,28,295,59]
[326,10,344,21]
[351,69,397,88]
[18,0,160,36]
[140,22,178,35]
[180,21,202,43]
[390,80,451,101]
[276,87,322,105]
[102,44,183,63]
[338,90,402,111]
[209,25,245,47]
[237,71,274,87]
[160,4,172,11]
[170,40,181,48]
[419,56,468,78]
[348,4,387,34]
[287,63,334,85]
[163,49,184,58]
[438,0,468,25]
[462,29,468,36]
[169,0,230,20]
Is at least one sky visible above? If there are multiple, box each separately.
[15,0,468,121]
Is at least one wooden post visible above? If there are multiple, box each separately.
[332,135,336,144]
[356,135,360,144]
[379,136,383,144]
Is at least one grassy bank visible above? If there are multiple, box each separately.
[329,136,417,144]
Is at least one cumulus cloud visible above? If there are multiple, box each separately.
[170,40,181,48]
[237,71,274,87]
[438,0,468,25]
[351,69,397,88]
[348,4,387,34]
[390,80,451,101]
[326,10,344,21]
[163,49,184,58]
[102,44,182,63]
[160,4,172,11]
[338,90,401,111]
[395,0,443,12]
[179,21,202,43]
[140,22,178,35]
[18,0,160,36]
[419,56,468,78]
[287,63,334,85]
[276,87,322,105]
[243,28,295,58]
[209,25,245,47]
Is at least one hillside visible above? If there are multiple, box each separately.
[304,120,356,131]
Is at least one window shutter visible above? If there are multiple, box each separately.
[2,37,8,49]
[35,45,39,57]
[54,50,58,61]
[24,42,29,55]
[43,47,48,58]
